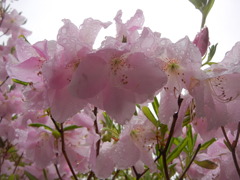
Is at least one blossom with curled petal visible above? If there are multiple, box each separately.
[157,36,202,123]
[69,48,167,124]
[101,9,144,49]
[190,42,240,131]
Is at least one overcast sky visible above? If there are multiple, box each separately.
[11,0,240,62]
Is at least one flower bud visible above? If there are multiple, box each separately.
[193,27,210,56]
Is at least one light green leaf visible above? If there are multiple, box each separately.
[200,138,216,151]
[12,79,30,86]
[63,125,82,132]
[29,123,53,132]
[142,106,158,127]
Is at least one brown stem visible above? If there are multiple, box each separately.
[12,153,23,174]
[132,166,141,180]
[54,164,63,180]
[93,107,100,156]
[162,151,170,180]
[0,76,9,88]
[87,171,95,180]
[178,144,201,180]
[221,123,240,178]
[50,116,78,180]
[112,169,120,180]
[60,123,78,180]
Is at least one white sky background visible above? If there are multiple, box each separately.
[11,0,240,62]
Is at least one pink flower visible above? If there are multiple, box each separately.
[190,42,240,131]
[101,10,144,49]
[69,48,167,124]
[112,112,158,171]
[23,128,56,168]
[158,36,202,123]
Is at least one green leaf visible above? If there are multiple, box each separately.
[24,171,38,180]
[194,160,218,169]
[8,174,16,180]
[151,96,159,116]
[188,0,205,10]
[52,130,61,139]
[223,140,232,151]
[29,123,53,132]
[188,0,215,28]
[167,138,188,164]
[207,43,218,63]
[200,138,216,151]
[202,0,215,19]
[159,123,168,138]
[63,125,82,132]
[186,124,194,151]
[43,169,48,180]
[7,146,17,153]
[12,79,30,86]
[103,112,113,128]
[142,106,158,127]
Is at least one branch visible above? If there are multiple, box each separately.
[178,144,201,180]
[54,164,63,180]
[12,152,23,174]
[50,116,78,180]
[221,123,240,178]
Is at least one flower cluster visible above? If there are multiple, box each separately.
[0,1,240,179]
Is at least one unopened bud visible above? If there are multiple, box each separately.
[193,27,210,56]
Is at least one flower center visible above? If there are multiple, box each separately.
[163,58,180,74]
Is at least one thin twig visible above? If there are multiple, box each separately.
[178,144,201,180]
[93,107,100,156]
[132,166,141,180]
[0,76,9,88]
[87,171,94,180]
[54,164,63,180]
[50,116,78,180]
[221,123,240,178]
[12,152,23,174]
[112,169,120,180]
[60,123,78,180]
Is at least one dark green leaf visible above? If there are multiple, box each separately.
[8,174,16,180]
[200,138,216,151]
[194,160,218,169]
[29,123,53,132]
[63,125,82,132]
[142,106,158,127]
[24,171,38,180]
[167,138,188,164]
[12,79,30,86]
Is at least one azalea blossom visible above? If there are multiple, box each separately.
[69,48,167,124]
